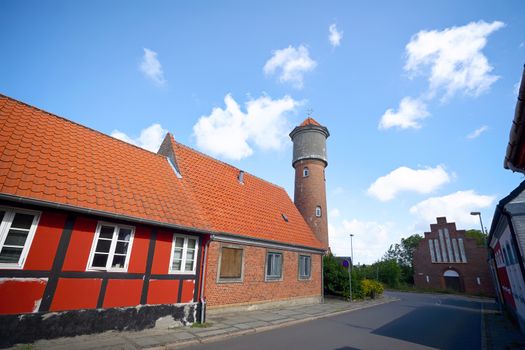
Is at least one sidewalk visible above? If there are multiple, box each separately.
[482,303,525,350]
[13,297,396,350]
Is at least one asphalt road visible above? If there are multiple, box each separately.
[185,291,490,350]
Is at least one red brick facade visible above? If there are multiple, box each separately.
[204,241,322,308]
[294,159,329,250]
[413,217,494,296]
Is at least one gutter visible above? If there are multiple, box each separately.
[504,64,525,171]
[199,235,214,323]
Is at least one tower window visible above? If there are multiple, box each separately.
[303,167,309,177]
[315,206,322,217]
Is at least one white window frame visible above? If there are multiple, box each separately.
[298,254,312,280]
[87,221,135,272]
[265,251,283,281]
[0,207,41,269]
[303,167,309,177]
[169,234,199,274]
[315,206,322,217]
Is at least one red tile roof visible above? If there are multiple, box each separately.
[299,117,321,127]
[0,94,322,249]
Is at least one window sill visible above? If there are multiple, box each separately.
[217,278,244,284]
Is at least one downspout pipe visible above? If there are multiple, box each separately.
[199,234,214,323]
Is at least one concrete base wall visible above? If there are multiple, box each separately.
[207,295,322,314]
[0,303,198,348]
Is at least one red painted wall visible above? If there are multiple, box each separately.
[0,204,202,315]
[50,278,102,311]
[103,279,143,308]
[127,226,150,273]
[24,211,66,270]
[62,217,97,271]
[151,229,172,275]
[0,279,47,314]
[147,280,180,305]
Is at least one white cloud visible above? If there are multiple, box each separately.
[466,125,488,139]
[368,165,451,202]
[409,190,495,229]
[329,208,341,218]
[193,94,299,160]
[263,45,317,89]
[328,24,343,48]
[405,20,504,100]
[378,97,430,130]
[515,80,522,97]
[111,123,168,152]
[329,219,398,265]
[140,48,166,85]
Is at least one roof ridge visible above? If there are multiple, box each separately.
[173,141,289,193]
[0,93,167,158]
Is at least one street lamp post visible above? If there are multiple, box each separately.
[349,234,354,302]
[470,211,486,235]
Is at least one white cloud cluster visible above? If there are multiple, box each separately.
[193,94,299,160]
[111,123,168,152]
[405,20,504,99]
[140,48,166,85]
[409,190,495,229]
[379,20,504,130]
[378,97,429,130]
[368,165,451,202]
[329,219,396,265]
[466,125,488,139]
[263,45,317,89]
[328,24,343,48]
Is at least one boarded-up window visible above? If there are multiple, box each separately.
[219,247,243,280]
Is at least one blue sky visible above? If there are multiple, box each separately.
[1,0,524,264]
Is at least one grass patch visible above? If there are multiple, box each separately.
[191,322,213,328]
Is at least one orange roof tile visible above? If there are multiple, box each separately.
[0,94,322,249]
[299,117,321,127]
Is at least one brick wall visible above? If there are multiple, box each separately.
[294,159,328,250]
[413,217,494,296]
[204,241,322,307]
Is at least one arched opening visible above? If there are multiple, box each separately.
[443,269,462,292]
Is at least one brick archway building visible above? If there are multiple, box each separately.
[413,217,494,296]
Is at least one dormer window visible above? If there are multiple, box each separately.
[303,167,309,177]
[315,206,322,217]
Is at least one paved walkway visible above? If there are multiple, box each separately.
[15,297,395,350]
[11,294,525,349]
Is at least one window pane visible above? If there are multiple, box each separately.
[115,241,129,255]
[117,228,131,241]
[172,260,181,271]
[173,248,182,261]
[175,237,184,248]
[220,248,242,279]
[187,239,196,249]
[4,229,29,246]
[0,247,22,263]
[185,260,194,271]
[111,254,126,268]
[92,253,108,267]
[11,213,34,230]
[99,226,114,239]
[95,239,112,253]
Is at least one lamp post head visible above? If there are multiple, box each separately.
[470,211,481,216]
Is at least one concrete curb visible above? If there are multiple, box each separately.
[147,297,400,349]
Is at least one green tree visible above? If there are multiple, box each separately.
[465,229,487,247]
[382,233,423,284]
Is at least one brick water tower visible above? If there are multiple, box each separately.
[290,117,330,250]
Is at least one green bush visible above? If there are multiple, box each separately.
[361,279,384,298]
